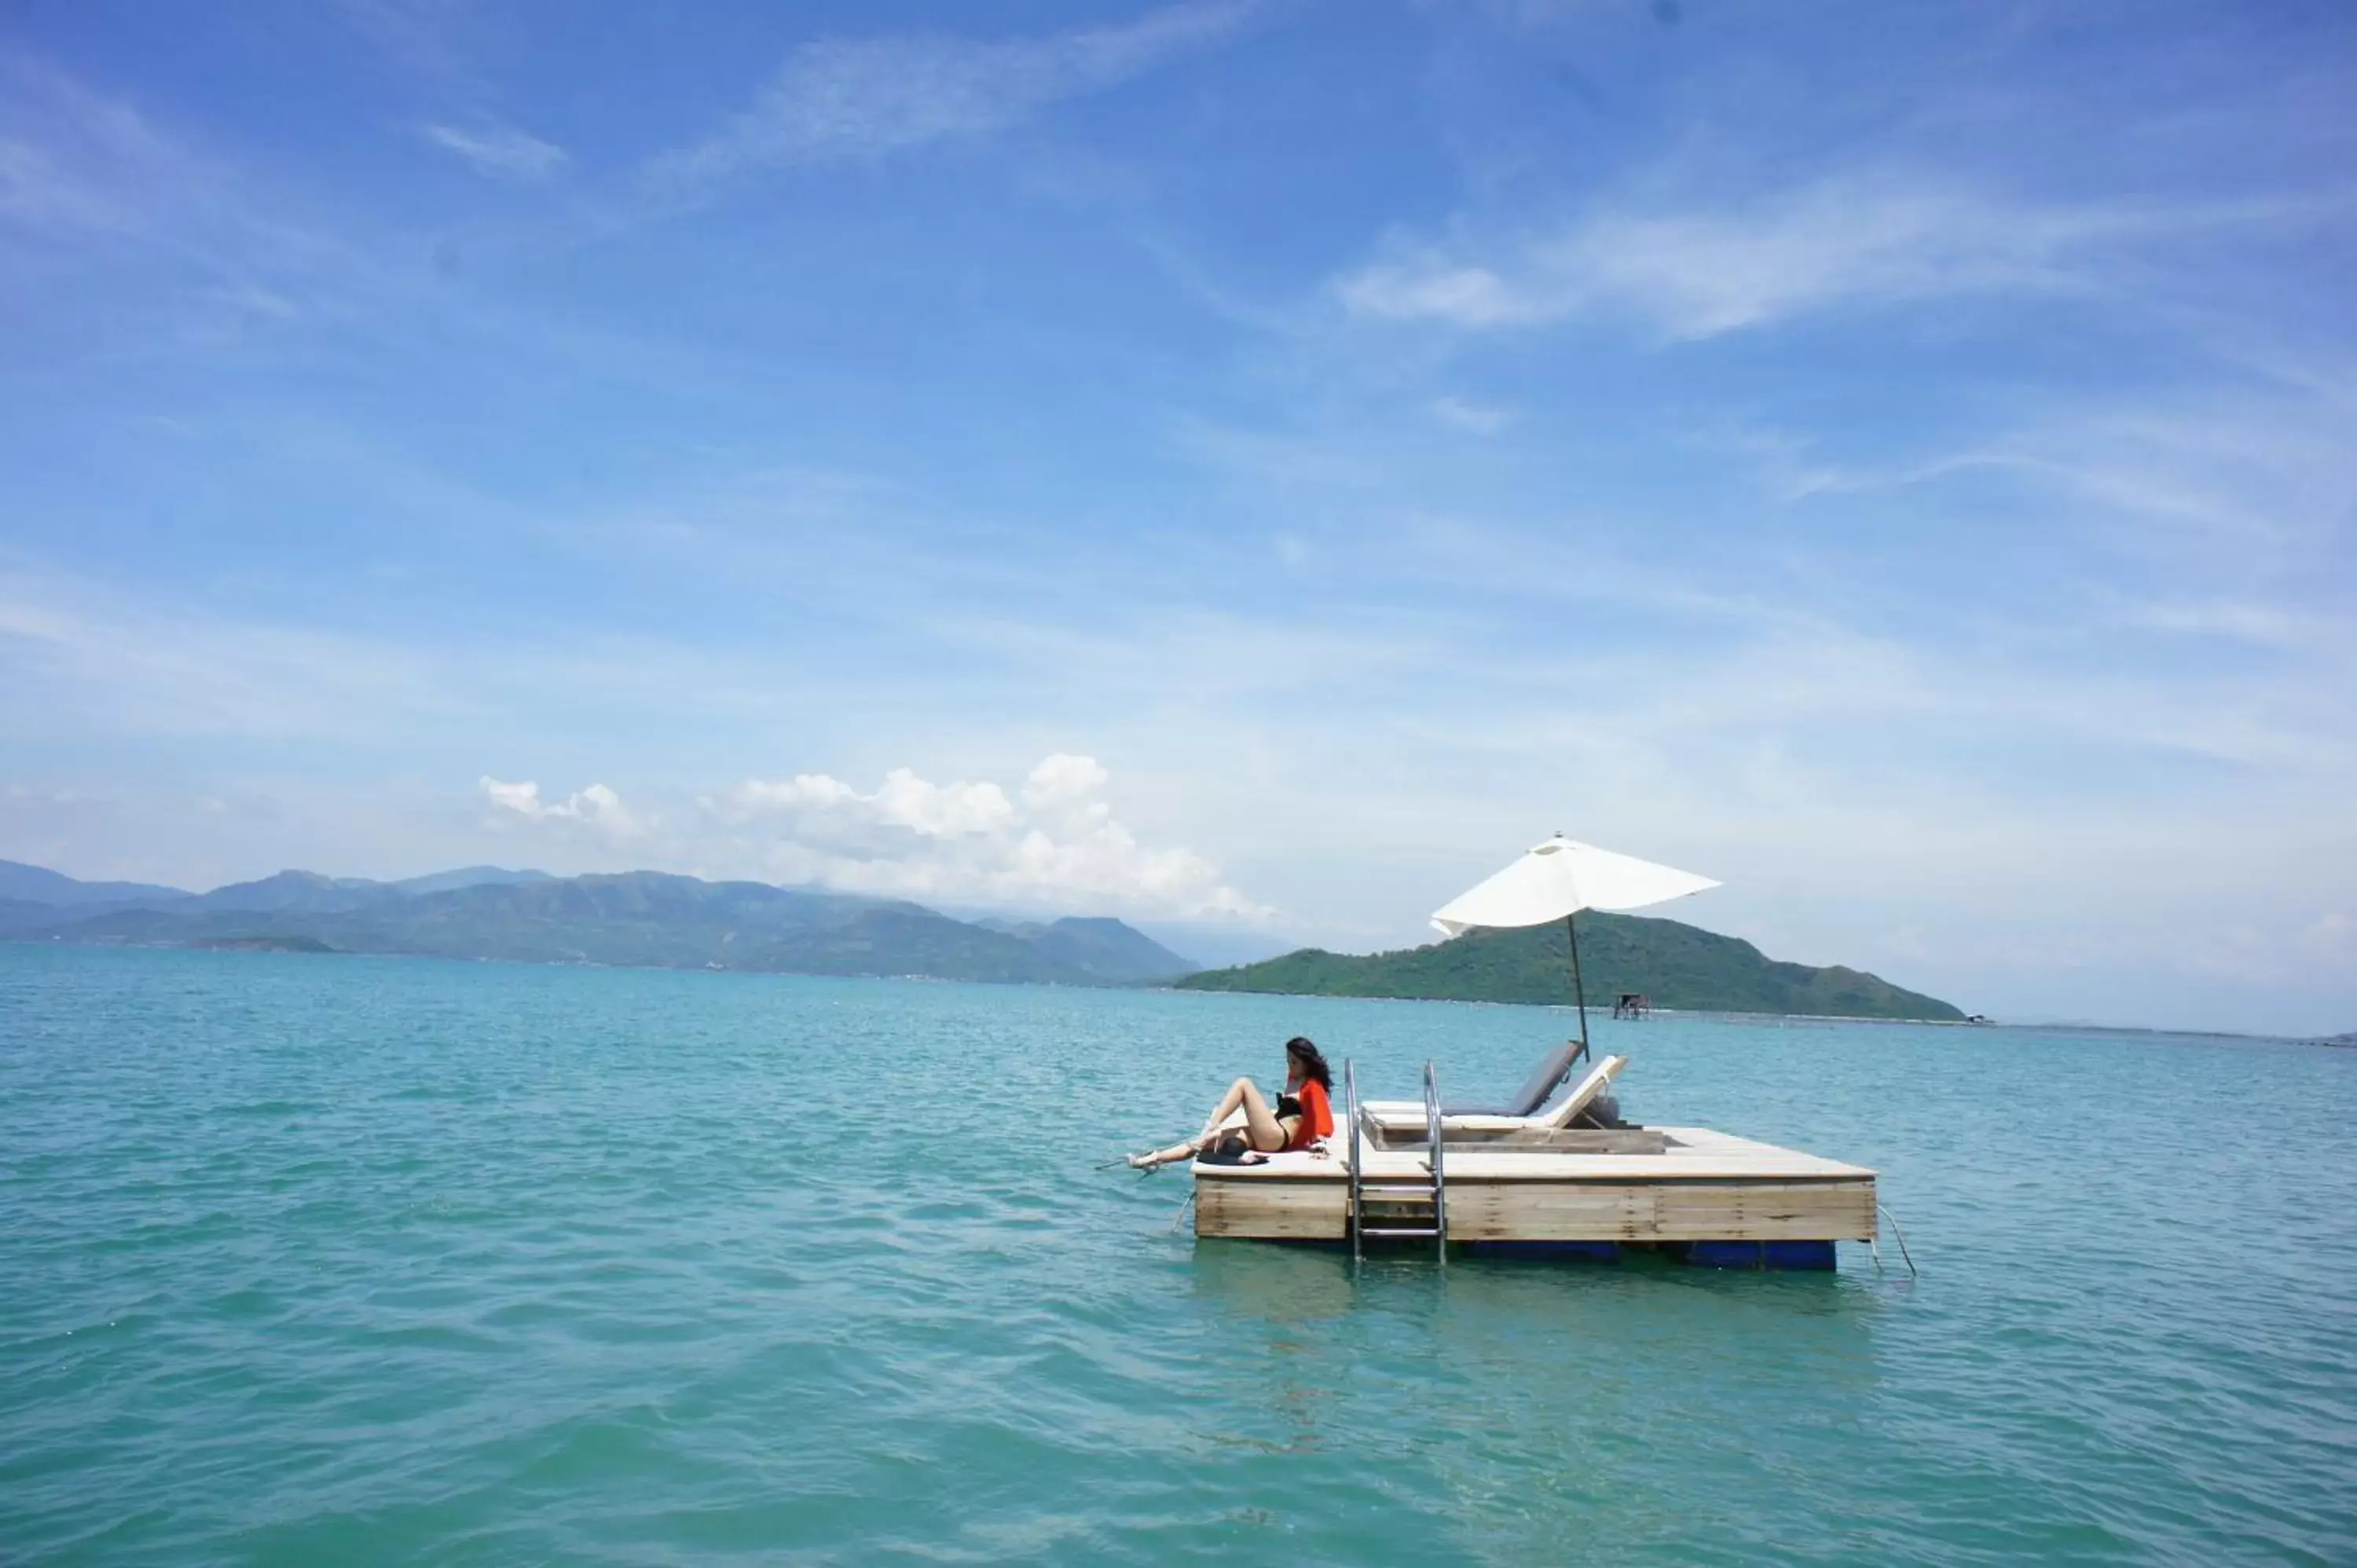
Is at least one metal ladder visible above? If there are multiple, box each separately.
[1347,1059,1447,1262]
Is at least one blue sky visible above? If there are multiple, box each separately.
[2,1,2352,1032]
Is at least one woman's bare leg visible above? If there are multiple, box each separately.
[1131,1077,1291,1167]
[1193,1079,1241,1139]
[1128,1135,1205,1169]
[1202,1076,1287,1151]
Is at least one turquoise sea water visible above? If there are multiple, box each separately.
[3,945,2353,1565]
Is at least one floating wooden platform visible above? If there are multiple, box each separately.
[1192,1126,1877,1253]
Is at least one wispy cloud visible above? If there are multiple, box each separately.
[1430,395,1508,434]
[420,120,567,181]
[1336,177,2327,339]
[328,0,481,76]
[0,54,387,341]
[0,571,453,742]
[0,54,202,247]
[647,2,1253,192]
[2116,599,2352,656]
[0,564,847,749]
[1747,381,2357,562]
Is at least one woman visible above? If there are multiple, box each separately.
[1129,1036,1336,1169]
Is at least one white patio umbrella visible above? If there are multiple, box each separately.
[1430,835,1720,1056]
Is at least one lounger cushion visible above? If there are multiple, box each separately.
[1440,1038,1587,1117]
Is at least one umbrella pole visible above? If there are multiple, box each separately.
[1566,912,1590,1064]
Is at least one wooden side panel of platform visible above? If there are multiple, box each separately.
[1194,1176,1351,1240]
[1194,1175,1875,1243]
[1443,1178,1875,1243]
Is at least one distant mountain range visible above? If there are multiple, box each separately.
[2,858,1967,1017]
[0,861,1197,986]
[0,860,192,907]
[1176,913,1965,1021]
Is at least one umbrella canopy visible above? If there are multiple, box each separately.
[1431,835,1719,936]
[1430,835,1722,1070]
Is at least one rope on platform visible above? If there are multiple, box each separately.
[1877,1203,1919,1277]
[1168,1187,1198,1233]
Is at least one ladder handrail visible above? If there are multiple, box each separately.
[1422,1061,1447,1263]
[1345,1057,1363,1262]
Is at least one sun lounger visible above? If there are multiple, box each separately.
[1448,1037,1588,1117]
[1362,1053,1628,1141]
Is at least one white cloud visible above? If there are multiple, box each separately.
[649,2,1252,189]
[420,121,567,181]
[726,768,1015,837]
[874,768,1017,836]
[478,775,644,837]
[1336,178,2308,339]
[478,776,541,815]
[1022,751,1110,808]
[731,773,861,812]
[710,754,1265,919]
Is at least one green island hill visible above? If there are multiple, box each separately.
[1175,911,1964,1021]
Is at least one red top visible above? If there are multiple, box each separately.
[1285,1079,1335,1149]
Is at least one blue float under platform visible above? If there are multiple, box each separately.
[1673,1240,1838,1270]
[1459,1240,1622,1262]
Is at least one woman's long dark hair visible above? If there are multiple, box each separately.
[1284,1036,1333,1090]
